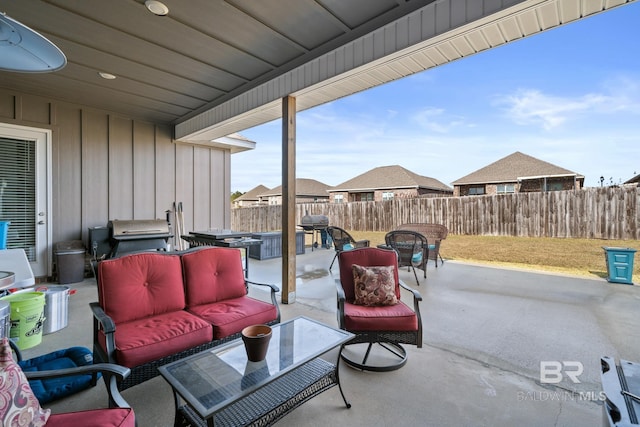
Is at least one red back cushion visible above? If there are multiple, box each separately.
[338,247,400,301]
[182,247,247,307]
[98,253,185,324]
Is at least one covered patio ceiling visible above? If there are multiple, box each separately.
[0,0,635,145]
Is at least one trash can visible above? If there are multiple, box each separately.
[603,247,636,285]
[0,291,46,350]
[36,285,72,334]
[54,241,86,284]
[0,221,9,249]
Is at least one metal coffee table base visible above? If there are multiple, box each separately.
[174,358,350,427]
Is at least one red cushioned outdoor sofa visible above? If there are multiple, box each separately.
[90,246,280,390]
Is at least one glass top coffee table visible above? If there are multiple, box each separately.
[159,316,354,427]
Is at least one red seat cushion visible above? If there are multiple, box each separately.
[188,296,278,339]
[45,408,135,427]
[99,311,212,368]
[98,253,185,324]
[182,247,247,306]
[343,301,418,331]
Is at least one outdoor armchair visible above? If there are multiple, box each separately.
[326,226,370,271]
[384,230,428,286]
[397,223,448,267]
[335,247,422,372]
[1,338,136,427]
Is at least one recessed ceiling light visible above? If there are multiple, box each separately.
[98,72,116,80]
[145,0,169,16]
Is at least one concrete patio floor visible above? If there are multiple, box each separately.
[22,246,640,426]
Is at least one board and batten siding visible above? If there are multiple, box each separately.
[0,88,232,249]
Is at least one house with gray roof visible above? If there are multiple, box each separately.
[258,179,331,205]
[233,184,270,208]
[328,165,452,203]
[451,152,584,197]
[623,173,640,186]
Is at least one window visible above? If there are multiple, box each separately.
[468,186,485,196]
[0,136,36,256]
[546,182,564,191]
[334,194,344,203]
[497,184,515,194]
[356,193,373,202]
[382,192,394,201]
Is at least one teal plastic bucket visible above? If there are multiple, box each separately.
[0,221,9,249]
[0,292,46,350]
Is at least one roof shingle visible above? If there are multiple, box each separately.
[236,185,271,201]
[260,178,332,197]
[451,152,583,185]
[330,165,452,192]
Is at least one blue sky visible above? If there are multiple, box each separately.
[231,2,640,193]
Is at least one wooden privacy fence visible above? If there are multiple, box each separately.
[231,186,640,240]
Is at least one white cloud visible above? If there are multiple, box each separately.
[496,78,640,130]
[410,107,469,133]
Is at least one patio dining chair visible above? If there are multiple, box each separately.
[335,247,423,372]
[384,230,428,286]
[397,223,448,267]
[326,226,370,271]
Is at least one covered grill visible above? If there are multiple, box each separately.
[299,214,329,250]
[108,219,172,258]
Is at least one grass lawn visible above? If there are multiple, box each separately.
[347,231,640,283]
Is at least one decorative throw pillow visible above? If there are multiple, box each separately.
[411,251,423,263]
[0,338,50,427]
[352,264,398,306]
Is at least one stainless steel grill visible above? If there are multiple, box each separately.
[299,214,329,250]
[300,214,329,229]
[108,219,172,257]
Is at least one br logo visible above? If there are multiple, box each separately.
[540,361,583,384]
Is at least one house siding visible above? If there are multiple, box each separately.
[330,187,450,202]
[455,177,582,196]
[0,88,231,264]
[519,177,582,192]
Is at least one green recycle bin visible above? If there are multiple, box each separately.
[603,247,636,285]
